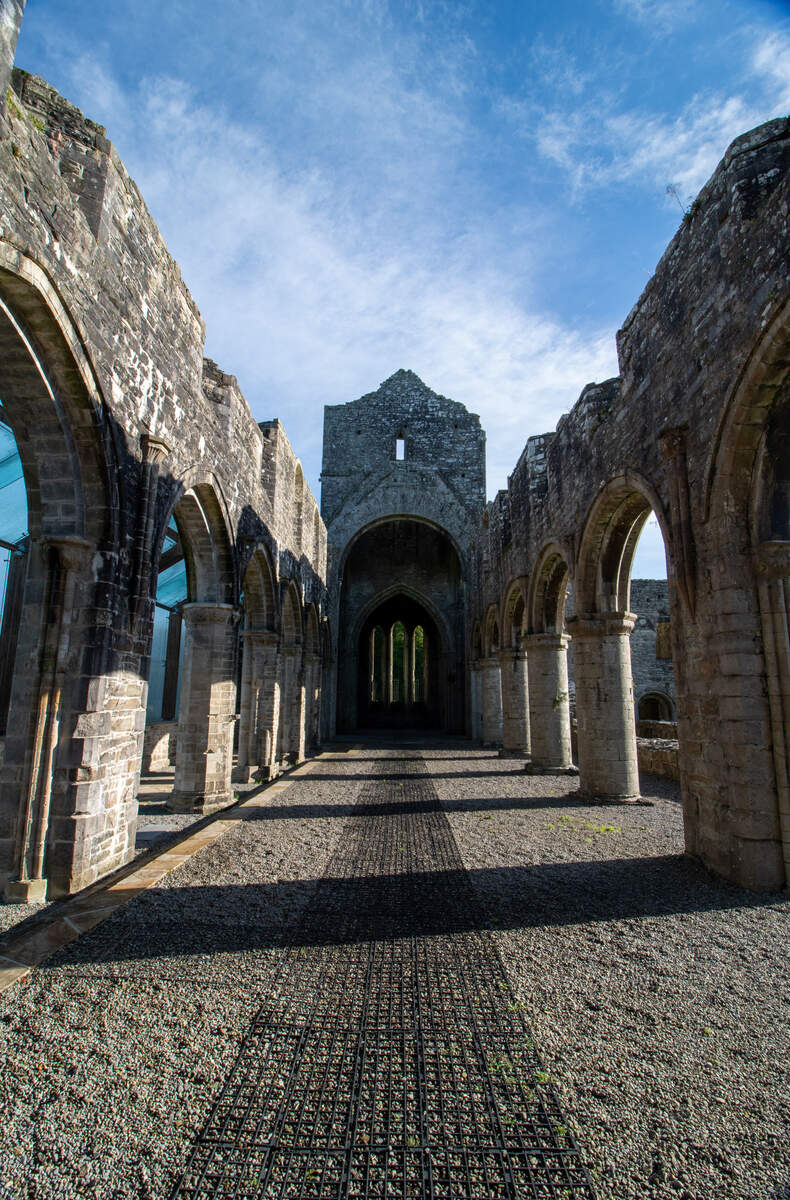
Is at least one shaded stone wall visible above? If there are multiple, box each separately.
[321,371,485,737]
[0,70,326,897]
[469,117,790,890]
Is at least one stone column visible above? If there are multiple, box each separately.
[523,633,576,774]
[498,644,530,757]
[305,651,321,753]
[279,645,306,764]
[480,656,503,746]
[234,630,279,783]
[5,535,91,902]
[170,603,239,812]
[255,634,280,778]
[568,613,639,800]
[469,662,483,740]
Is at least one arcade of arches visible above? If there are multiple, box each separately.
[0,29,788,904]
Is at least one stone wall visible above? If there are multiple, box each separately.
[0,68,326,898]
[468,118,790,890]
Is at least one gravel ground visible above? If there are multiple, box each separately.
[422,748,790,1200]
[0,742,787,1200]
[0,753,363,1200]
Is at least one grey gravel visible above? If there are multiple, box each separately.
[422,747,790,1200]
[0,743,787,1200]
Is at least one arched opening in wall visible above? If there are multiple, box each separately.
[337,517,465,734]
[0,273,116,898]
[357,594,440,730]
[141,484,236,814]
[637,692,675,722]
[0,403,28,739]
[234,546,278,783]
[574,476,676,801]
[278,582,305,763]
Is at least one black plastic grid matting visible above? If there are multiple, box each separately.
[171,754,596,1199]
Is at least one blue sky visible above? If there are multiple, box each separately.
[13,0,790,577]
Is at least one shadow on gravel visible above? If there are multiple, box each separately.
[52,853,784,967]
[227,793,586,822]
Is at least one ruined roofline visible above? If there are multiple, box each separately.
[324,368,482,425]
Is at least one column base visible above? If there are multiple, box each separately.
[524,763,579,776]
[232,764,259,784]
[5,876,48,903]
[166,791,233,814]
[498,748,530,759]
[577,790,643,805]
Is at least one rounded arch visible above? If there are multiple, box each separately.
[241,544,277,631]
[281,581,303,646]
[484,604,500,656]
[705,296,790,530]
[637,690,675,722]
[575,473,672,615]
[501,579,527,648]
[0,253,116,545]
[157,478,235,606]
[305,603,320,655]
[528,541,572,634]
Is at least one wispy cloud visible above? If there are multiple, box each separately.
[45,40,617,498]
[520,25,790,202]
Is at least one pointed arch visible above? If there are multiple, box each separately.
[281,581,303,645]
[242,544,277,631]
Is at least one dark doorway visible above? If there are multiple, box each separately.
[357,594,440,730]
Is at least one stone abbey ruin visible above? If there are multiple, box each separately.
[0,0,788,909]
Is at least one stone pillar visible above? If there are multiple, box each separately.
[255,634,280,778]
[279,646,306,764]
[170,603,238,812]
[523,633,576,774]
[568,613,639,800]
[5,535,92,902]
[469,662,483,741]
[403,627,412,706]
[305,651,321,753]
[480,656,503,746]
[386,626,394,704]
[0,1,25,110]
[498,644,530,757]
[234,630,279,783]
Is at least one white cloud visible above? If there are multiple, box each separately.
[48,50,617,499]
[522,25,790,203]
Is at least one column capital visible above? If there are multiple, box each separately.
[522,632,571,651]
[479,655,501,669]
[181,602,240,626]
[567,611,636,639]
[37,534,93,571]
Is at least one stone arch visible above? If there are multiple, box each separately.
[281,581,303,646]
[278,580,305,764]
[528,542,572,634]
[305,603,320,655]
[338,514,466,584]
[501,579,527,649]
[351,581,453,660]
[637,691,675,722]
[484,604,500,656]
[242,545,277,631]
[0,253,126,898]
[575,473,672,616]
[158,475,235,607]
[703,300,790,889]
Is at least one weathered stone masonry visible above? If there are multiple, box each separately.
[0,4,326,899]
[469,118,790,891]
[1,0,789,899]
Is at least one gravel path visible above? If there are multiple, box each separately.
[0,741,786,1200]
[423,747,790,1200]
